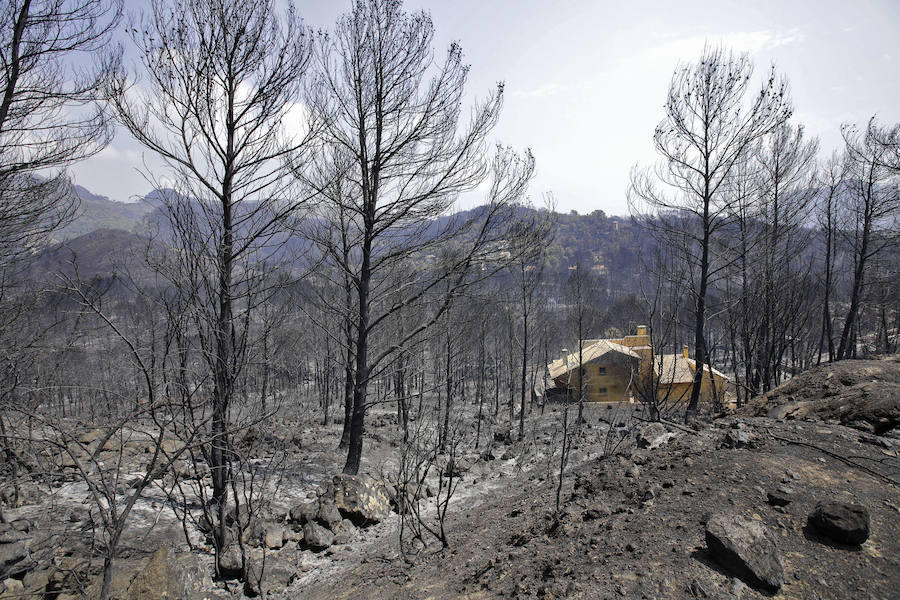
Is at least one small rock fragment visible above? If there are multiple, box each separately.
[766,487,794,507]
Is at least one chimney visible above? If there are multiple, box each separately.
[636,325,647,336]
[682,345,690,359]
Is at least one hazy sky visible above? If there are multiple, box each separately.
[71,0,900,215]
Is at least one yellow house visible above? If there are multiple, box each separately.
[547,339,641,402]
[545,325,731,405]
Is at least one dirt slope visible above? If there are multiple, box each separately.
[297,364,900,600]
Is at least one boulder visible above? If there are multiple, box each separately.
[0,523,29,545]
[808,502,870,545]
[217,544,243,577]
[331,474,391,525]
[77,428,105,446]
[302,522,333,550]
[766,487,795,507]
[636,422,668,449]
[444,457,474,478]
[721,429,754,449]
[288,500,318,525]
[0,541,34,580]
[331,519,357,545]
[264,524,285,550]
[705,514,784,592]
[245,552,296,595]
[316,500,342,530]
[581,503,611,521]
[3,577,24,597]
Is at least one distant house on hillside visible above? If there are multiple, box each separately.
[544,325,731,405]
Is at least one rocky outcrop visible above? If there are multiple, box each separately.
[808,502,870,546]
[705,513,784,592]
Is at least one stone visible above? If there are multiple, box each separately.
[3,577,24,596]
[636,423,668,449]
[705,513,784,592]
[82,558,145,600]
[245,554,296,594]
[22,568,52,595]
[288,500,318,525]
[582,503,612,521]
[302,522,334,550]
[721,430,754,449]
[316,500,342,530]
[445,457,474,477]
[766,487,795,507]
[264,524,285,550]
[0,541,34,580]
[77,428,104,446]
[331,519,357,545]
[241,518,266,546]
[0,524,28,545]
[808,502,870,545]
[689,578,710,597]
[331,474,392,525]
[217,544,243,576]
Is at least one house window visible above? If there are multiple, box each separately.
[597,366,607,375]
[597,387,608,395]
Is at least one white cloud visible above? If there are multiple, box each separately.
[639,27,804,67]
[509,83,567,99]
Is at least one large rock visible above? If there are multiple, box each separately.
[217,544,243,576]
[316,500,343,530]
[0,541,35,579]
[302,522,334,550]
[331,474,391,525]
[288,500,318,525]
[705,514,784,592]
[636,422,668,449]
[808,502,870,545]
[264,524,286,550]
[331,519,357,545]
[245,552,296,596]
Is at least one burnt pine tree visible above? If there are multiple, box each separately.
[302,0,535,475]
[0,0,121,267]
[629,45,791,421]
[836,118,899,359]
[108,0,316,575]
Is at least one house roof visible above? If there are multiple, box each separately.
[654,354,731,384]
[548,339,640,380]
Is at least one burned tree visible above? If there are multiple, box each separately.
[629,45,791,421]
[0,0,121,265]
[836,118,899,360]
[108,0,316,576]
[301,0,535,475]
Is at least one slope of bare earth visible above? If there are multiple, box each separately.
[296,364,900,600]
[3,358,898,599]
